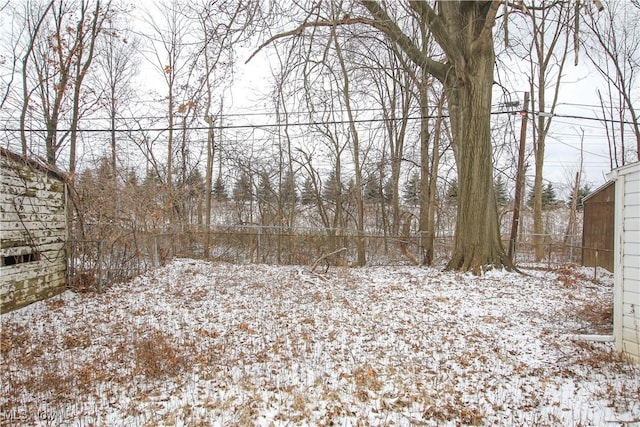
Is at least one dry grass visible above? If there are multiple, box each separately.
[1,261,638,426]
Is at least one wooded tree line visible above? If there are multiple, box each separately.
[1,0,638,273]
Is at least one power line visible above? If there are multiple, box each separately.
[537,112,637,126]
[2,110,635,134]
[2,110,515,133]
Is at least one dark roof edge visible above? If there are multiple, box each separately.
[582,180,614,203]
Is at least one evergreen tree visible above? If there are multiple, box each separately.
[256,172,275,204]
[494,175,509,207]
[184,168,205,198]
[404,175,419,205]
[300,177,315,205]
[364,172,383,203]
[446,178,458,200]
[403,171,420,205]
[322,171,342,203]
[527,182,558,210]
[345,178,357,204]
[383,178,393,204]
[542,183,557,207]
[280,171,298,205]
[567,184,591,210]
[233,174,252,202]
[212,176,228,202]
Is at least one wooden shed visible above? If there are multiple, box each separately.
[581,181,614,272]
[608,162,640,363]
[1,148,68,313]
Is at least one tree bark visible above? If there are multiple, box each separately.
[444,37,510,273]
[361,1,512,273]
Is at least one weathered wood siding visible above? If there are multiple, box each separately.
[581,181,614,272]
[610,162,640,364]
[1,149,67,313]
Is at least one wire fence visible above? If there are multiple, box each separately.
[68,224,608,292]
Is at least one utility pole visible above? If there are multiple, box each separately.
[508,92,529,261]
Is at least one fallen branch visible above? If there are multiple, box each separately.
[310,247,347,273]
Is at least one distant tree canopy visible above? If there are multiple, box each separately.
[322,172,342,204]
[300,177,315,205]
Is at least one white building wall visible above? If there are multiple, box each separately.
[610,162,640,363]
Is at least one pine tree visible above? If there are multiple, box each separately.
[403,171,420,205]
[233,174,252,202]
[364,172,383,203]
[494,175,509,207]
[212,176,228,202]
[543,183,557,207]
[567,184,591,210]
[446,178,458,200]
[280,171,298,205]
[300,177,315,205]
[256,173,275,204]
[527,182,558,210]
[322,171,342,203]
[383,178,393,204]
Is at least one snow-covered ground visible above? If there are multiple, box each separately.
[1,260,638,426]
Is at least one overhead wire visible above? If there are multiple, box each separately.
[2,110,634,134]
[2,110,516,133]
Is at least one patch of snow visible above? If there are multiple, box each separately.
[1,260,637,426]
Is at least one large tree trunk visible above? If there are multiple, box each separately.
[361,0,511,273]
[443,26,511,273]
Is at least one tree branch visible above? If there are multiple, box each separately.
[471,0,502,52]
[246,16,376,64]
[310,247,347,273]
[360,0,449,82]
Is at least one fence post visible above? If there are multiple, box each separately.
[569,234,574,263]
[97,239,103,293]
[257,225,261,263]
[594,249,599,282]
[153,235,159,268]
[69,238,75,289]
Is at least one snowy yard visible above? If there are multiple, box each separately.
[1,259,638,426]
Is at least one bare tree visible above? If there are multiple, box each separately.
[143,0,194,223]
[330,18,366,266]
[360,1,511,272]
[68,0,111,175]
[194,0,260,252]
[15,1,54,156]
[583,0,640,165]
[20,0,109,167]
[249,1,515,272]
[94,8,141,192]
[506,1,573,261]
[0,0,30,112]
